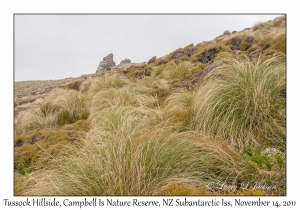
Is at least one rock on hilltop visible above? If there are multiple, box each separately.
[120,58,131,65]
[96,53,116,72]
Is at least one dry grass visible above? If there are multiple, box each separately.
[15,15,286,196]
[22,121,258,195]
[192,56,286,150]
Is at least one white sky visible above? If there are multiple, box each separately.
[15,14,282,81]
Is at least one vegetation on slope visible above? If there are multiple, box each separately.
[14,15,286,196]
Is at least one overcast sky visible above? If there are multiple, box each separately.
[15,14,282,81]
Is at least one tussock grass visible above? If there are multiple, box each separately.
[192,56,286,150]
[23,121,258,195]
[162,89,194,131]
[21,106,58,133]
[90,87,157,119]
[88,74,130,96]
[168,64,192,81]
[20,89,88,133]
[48,89,87,120]
[15,16,286,196]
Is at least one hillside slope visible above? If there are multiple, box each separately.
[14,15,286,196]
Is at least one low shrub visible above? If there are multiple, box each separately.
[150,66,164,78]
[67,80,82,91]
[128,69,145,79]
[196,44,232,63]
[223,30,231,35]
[148,56,156,64]
[169,64,192,81]
[226,36,242,50]
[239,36,255,51]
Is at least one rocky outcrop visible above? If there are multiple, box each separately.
[96,53,116,72]
[249,49,262,60]
[120,58,131,65]
[172,51,184,59]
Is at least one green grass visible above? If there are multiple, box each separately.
[168,64,192,81]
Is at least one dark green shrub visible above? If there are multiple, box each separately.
[196,44,231,63]
[67,81,82,91]
[128,69,144,79]
[239,36,254,51]
[148,56,156,64]
[223,30,231,35]
[14,144,40,174]
[156,58,169,66]
[226,36,242,50]
[180,55,189,61]
[81,110,90,120]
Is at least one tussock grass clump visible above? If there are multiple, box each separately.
[90,87,157,120]
[21,106,59,133]
[88,74,130,96]
[47,89,88,124]
[273,34,286,53]
[169,64,192,81]
[162,89,194,131]
[192,56,286,150]
[67,80,82,91]
[223,30,231,36]
[150,66,164,78]
[22,121,258,195]
[20,89,88,132]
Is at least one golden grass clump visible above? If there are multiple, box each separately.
[88,74,130,97]
[168,64,192,81]
[22,117,259,196]
[162,89,194,131]
[192,56,286,150]
[19,88,88,133]
[20,106,59,133]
